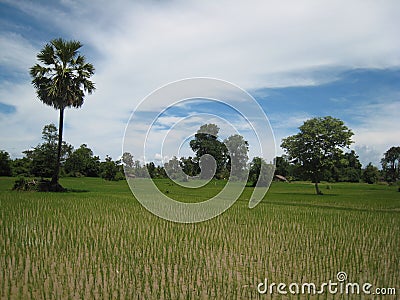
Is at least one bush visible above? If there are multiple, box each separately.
[12,178,38,191]
[12,178,66,192]
[115,171,125,181]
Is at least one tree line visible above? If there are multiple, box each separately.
[1,121,399,190]
[0,123,260,184]
[0,124,124,181]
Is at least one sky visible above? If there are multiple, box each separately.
[0,0,399,168]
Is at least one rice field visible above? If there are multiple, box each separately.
[0,177,399,299]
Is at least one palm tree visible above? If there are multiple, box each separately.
[30,38,95,189]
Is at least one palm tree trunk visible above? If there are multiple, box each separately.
[51,107,64,185]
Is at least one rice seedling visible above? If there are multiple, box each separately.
[0,177,399,299]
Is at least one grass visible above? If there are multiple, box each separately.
[0,177,399,299]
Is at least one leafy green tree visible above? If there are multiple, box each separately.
[345,150,362,169]
[281,116,353,194]
[381,146,400,182]
[64,144,100,177]
[11,157,32,177]
[146,162,157,178]
[342,168,361,183]
[343,150,362,180]
[164,156,187,181]
[24,124,72,178]
[30,38,95,189]
[248,157,274,187]
[362,163,380,184]
[329,150,362,182]
[274,156,303,181]
[23,148,53,178]
[179,156,199,177]
[190,124,227,179]
[156,165,167,178]
[274,156,290,177]
[0,150,12,176]
[122,152,134,168]
[133,160,147,178]
[100,156,123,181]
[122,152,135,177]
[224,134,249,180]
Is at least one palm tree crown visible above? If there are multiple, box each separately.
[30,38,95,109]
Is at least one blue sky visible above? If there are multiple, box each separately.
[1,0,399,167]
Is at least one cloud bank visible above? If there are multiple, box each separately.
[0,0,399,167]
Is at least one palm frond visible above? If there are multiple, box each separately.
[30,38,95,110]
[37,44,55,65]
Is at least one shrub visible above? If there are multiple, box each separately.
[12,177,38,191]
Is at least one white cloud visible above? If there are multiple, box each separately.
[269,112,313,130]
[0,82,56,156]
[350,101,400,167]
[0,32,38,77]
[354,145,383,168]
[1,0,400,161]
